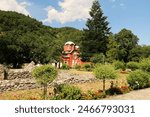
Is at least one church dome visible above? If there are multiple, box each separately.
[65,41,75,45]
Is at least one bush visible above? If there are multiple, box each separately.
[74,64,81,70]
[94,65,117,92]
[82,63,92,71]
[127,62,139,71]
[61,63,70,70]
[52,84,82,100]
[140,58,150,73]
[113,61,126,70]
[127,70,150,90]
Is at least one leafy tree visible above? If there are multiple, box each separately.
[81,0,111,61]
[94,65,117,92]
[107,29,139,63]
[32,65,58,99]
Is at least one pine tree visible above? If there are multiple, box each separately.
[81,0,111,61]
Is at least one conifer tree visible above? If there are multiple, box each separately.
[81,0,111,61]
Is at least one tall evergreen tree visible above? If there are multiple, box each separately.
[81,0,111,61]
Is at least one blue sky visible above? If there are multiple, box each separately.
[0,0,149,45]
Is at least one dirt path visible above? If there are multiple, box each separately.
[105,88,150,100]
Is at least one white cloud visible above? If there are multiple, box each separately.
[44,0,94,24]
[0,0,30,15]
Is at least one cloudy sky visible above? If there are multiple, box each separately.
[0,0,149,45]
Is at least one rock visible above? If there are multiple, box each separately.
[0,64,5,80]
[24,61,36,72]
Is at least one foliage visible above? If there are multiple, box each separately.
[94,65,117,91]
[54,27,83,47]
[52,84,82,100]
[0,10,56,67]
[61,63,70,70]
[127,61,139,71]
[81,0,110,61]
[82,63,92,71]
[140,45,150,58]
[127,70,150,90]
[32,65,58,99]
[90,53,105,64]
[140,58,150,73]
[74,64,81,70]
[107,29,139,63]
[113,61,126,70]
[0,11,83,68]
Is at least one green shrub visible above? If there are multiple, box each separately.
[52,84,82,100]
[61,63,70,70]
[140,58,150,73]
[82,63,92,71]
[94,65,117,92]
[127,70,150,90]
[113,61,126,70]
[127,62,139,71]
[74,64,81,70]
[32,65,58,99]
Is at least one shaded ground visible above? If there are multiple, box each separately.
[105,88,150,100]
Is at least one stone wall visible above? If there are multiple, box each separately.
[0,78,39,92]
[0,62,37,92]
[7,69,32,80]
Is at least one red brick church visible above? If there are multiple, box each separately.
[62,41,83,67]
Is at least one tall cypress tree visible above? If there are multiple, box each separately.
[81,0,111,61]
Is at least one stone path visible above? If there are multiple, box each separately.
[105,88,150,100]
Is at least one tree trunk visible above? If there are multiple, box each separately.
[103,78,106,93]
[43,84,47,100]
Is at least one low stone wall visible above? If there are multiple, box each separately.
[0,62,38,92]
[0,78,39,92]
[7,69,32,80]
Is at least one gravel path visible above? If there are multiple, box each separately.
[105,88,150,100]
